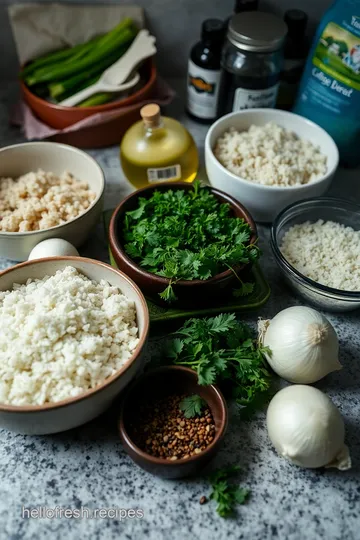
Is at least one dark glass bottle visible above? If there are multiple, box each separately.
[217,12,287,116]
[186,19,225,123]
[234,0,258,14]
[277,9,309,109]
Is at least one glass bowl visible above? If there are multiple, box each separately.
[271,197,360,312]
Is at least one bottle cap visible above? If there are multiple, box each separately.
[228,12,287,52]
[201,19,225,43]
[234,0,259,13]
[284,10,308,37]
[140,103,161,128]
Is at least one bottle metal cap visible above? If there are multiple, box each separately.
[228,12,287,52]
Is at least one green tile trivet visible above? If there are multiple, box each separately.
[103,209,270,323]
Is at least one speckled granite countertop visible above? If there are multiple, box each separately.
[0,81,359,540]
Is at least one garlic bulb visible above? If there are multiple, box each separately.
[267,385,351,470]
[259,306,341,384]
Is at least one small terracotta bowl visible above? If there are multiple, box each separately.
[109,182,257,307]
[118,366,228,479]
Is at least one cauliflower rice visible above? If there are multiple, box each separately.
[0,169,96,232]
[0,266,139,406]
[280,220,360,292]
[214,123,328,187]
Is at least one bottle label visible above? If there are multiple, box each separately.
[232,84,279,111]
[297,21,360,116]
[147,164,181,183]
[187,60,221,119]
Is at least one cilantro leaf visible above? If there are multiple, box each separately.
[179,394,207,418]
[208,313,237,334]
[159,283,177,303]
[165,338,184,359]
[209,465,249,518]
[233,282,255,298]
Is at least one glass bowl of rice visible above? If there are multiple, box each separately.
[271,197,360,312]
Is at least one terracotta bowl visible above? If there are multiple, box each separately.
[118,366,228,479]
[109,182,257,307]
[0,257,150,435]
[21,59,157,130]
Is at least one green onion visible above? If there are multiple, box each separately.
[26,19,136,86]
[52,75,100,103]
[48,46,126,99]
[78,93,113,107]
[20,35,102,79]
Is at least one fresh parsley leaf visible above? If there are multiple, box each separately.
[233,282,255,298]
[159,283,177,303]
[122,182,260,302]
[209,465,241,484]
[163,314,272,414]
[179,394,207,418]
[165,338,184,359]
[209,465,249,518]
[197,363,217,386]
[208,313,237,334]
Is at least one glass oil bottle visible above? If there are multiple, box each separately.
[120,104,199,189]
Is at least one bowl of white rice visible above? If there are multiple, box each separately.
[0,142,105,261]
[205,109,339,223]
[0,257,149,434]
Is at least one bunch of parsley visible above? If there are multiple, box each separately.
[164,313,271,411]
[123,181,260,302]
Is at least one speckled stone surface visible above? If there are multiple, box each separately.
[0,81,359,540]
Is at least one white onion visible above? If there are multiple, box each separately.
[267,385,351,470]
[259,306,341,384]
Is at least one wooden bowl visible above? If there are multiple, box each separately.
[109,182,257,307]
[21,59,157,130]
[118,366,228,479]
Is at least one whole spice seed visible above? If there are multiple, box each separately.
[129,394,216,460]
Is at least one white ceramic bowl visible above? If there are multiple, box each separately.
[0,257,149,435]
[0,142,105,261]
[205,109,339,223]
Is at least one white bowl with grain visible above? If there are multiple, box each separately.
[0,257,149,435]
[205,109,339,223]
[0,142,105,261]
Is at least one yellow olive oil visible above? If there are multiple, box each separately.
[120,104,199,189]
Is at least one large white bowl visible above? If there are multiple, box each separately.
[0,257,149,434]
[205,109,339,222]
[0,142,105,261]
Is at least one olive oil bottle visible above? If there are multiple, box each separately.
[120,104,199,189]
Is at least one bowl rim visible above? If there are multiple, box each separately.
[271,196,360,300]
[109,181,258,287]
[0,256,150,412]
[118,365,228,466]
[0,141,105,237]
[21,59,156,113]
[205,108,339,193]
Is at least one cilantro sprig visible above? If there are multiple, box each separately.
[179,394,207,418]
[165,313,271,411]
[209,465,249,518]
[123,181,260,301]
